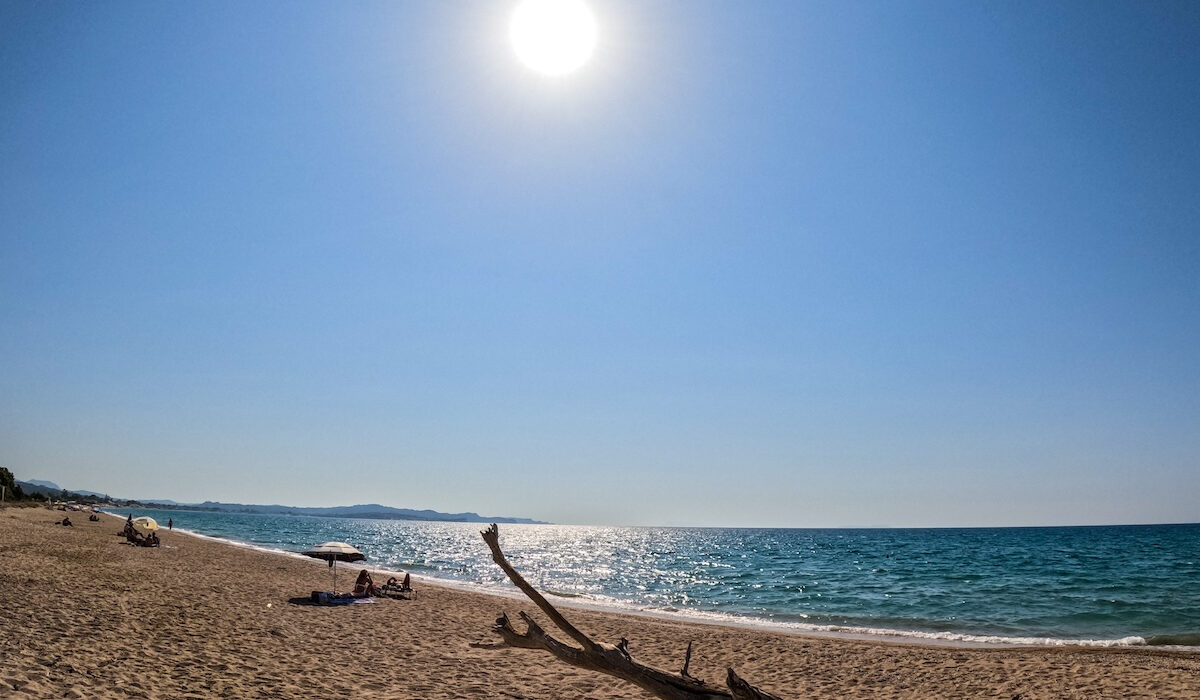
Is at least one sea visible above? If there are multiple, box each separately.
[114,508,1200,649]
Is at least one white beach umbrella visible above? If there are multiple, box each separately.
[132,517,159,534]
[301,541,365,593]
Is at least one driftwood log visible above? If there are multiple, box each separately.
[471,524,785,700]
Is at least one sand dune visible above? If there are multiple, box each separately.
[1,506,1197,699]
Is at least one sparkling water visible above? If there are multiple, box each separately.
[119,508,1200,647]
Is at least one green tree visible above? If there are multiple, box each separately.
[0,467,24,501]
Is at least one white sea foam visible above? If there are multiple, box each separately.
[501,591,1189,649]
[100,511,1200,651]
[361,568,1184,650]
[101,512,323,564]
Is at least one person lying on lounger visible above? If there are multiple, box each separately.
[377,573,415,598]
[352,569,377,597]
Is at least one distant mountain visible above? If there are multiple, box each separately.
[175,501,545,524]
[12,478,546,524]
[15,480,108,500]
[15,480,59,497]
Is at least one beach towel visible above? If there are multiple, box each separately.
[310,591,376,605]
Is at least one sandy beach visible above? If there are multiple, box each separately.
[1,507,1197,699]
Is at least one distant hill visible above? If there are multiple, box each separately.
[15,480,60,498]
[177,501,545,524]
[14,478,546,524]
[17,480,109,499]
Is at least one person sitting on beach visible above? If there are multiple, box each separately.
[59,516,73,526]
[142,531,160,547]
[384,573,413,593]
[352,569,376,597]
[88,513,99,521]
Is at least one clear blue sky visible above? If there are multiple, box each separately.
[2,1,1198,527]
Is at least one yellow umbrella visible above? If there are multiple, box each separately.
[132,517,159,534]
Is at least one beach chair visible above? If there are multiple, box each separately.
[379,573,415,599]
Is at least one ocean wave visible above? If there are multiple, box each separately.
[104,509,1200,651]
[405,571,1181,650]
[1145,633,1200,647]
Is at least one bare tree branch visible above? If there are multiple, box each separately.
[727,668,785,700]
[480,524,600,652]
[473,524,789,700]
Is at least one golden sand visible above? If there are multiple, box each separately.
[1,506,1197,699]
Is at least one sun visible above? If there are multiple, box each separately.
[509,0,598,76]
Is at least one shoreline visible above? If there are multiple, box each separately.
[99,509,1198,652]
[6,505,1198,698]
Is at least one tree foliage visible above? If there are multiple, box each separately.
[0,467,28,501]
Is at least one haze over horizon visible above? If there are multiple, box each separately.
[3,2,1198,528]
[15,472,1200,530]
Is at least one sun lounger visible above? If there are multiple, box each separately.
[378,574,415,599]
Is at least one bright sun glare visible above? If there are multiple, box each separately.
[510,0,597,76]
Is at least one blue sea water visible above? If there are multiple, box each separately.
[117,508,1200,647]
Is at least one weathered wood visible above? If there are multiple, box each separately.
[480,523,600,653]
[727,668,785,700]
[472,524,789,700]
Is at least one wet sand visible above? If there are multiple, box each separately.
[1,506,1197,699]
